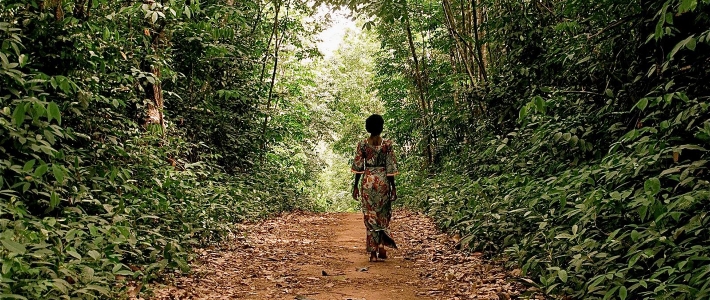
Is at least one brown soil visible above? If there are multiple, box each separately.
[151,210,525,300]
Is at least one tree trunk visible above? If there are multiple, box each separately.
[472,0,488,82]
[260,0,287,153]
[449,48,460,109]
[403,8,433,167]
[442,0,477,85]
[142,23,167,135]
[145,65,165,133]
[250,0,264,36]
[259,1,281,82]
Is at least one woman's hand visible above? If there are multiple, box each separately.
[352,187,359,200]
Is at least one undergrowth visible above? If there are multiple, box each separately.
[395,0,710,299]
[1,1,316,298]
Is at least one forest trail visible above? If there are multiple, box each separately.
[152,210,524,300]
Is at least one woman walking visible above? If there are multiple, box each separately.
[351,114,399,262]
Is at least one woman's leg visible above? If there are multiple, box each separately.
[378,244,387,259]
[362,193,379,257]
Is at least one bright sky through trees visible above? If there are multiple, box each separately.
[314,6,357,58]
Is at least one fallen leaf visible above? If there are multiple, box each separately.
[128,283,143,298]
[150,210,526,300]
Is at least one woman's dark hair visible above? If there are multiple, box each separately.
[365,114,384,136]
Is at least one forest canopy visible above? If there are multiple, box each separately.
[2,0,710,299]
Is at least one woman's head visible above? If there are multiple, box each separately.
[365,114,384,136]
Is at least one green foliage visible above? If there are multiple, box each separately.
[323,27,384,155]
[298,24,383,212]
[368,0,710,298]
[1,0,322,298]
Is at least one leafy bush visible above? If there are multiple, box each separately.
[1,0,318,298]
[388,0,710,299]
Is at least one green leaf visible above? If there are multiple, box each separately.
[518,105,528,121]
[175,257,190,272]
[679,0,698,13]
[576,56,591,65]
[631,230,641,242]
[558,270,568,283]
[52,164,65,184]
[553,132,562,141]
[636,98,649,111]
[34,164,48,178]
[12,103,25,127]
[88,224,98,235]
[18,54,28,67]
[87,250,101,260]
[610,191,621,200]
[1,239,27,255]
[638,205,648,221]
[0,52,9,66]
[534,96,546,113]
[43,129,56,144]
[629,253,641,268]
[22,159,36,172]
[686,37,697,50]
[48,102,61,125]
[604,286,620,300]
[67,249,82,260]
[644,177,661,195]
[665,12,674,25]
[114,270,134,276]
[619,286,628,300]
[50,191,60,208]
[58,79,71,94]
[84,285,110,296]
[669,36,696,58]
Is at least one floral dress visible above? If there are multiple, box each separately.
[351,139,399,252]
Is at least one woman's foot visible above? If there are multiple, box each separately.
[369,251,378,262]
[377,247,387,259]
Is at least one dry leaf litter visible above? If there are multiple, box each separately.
[147,210,527,300]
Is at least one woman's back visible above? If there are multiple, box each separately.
[356,139,394,169]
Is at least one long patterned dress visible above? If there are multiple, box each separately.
[351,139,399,252]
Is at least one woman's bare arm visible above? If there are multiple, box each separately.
[387,176,396,201]
[352,173,362,199]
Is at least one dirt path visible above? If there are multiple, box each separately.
[152,210,524,300]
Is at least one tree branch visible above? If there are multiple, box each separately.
[587,14,640,40]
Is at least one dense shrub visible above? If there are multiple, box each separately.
[1,0,318,298]
[377,0,710,299]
